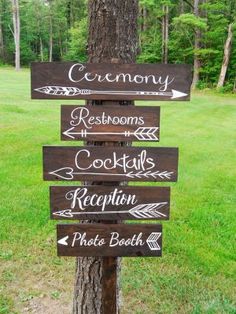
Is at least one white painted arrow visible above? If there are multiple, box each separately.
[63,127,159,140]
[53,202,168,219]
[171,89,188,99]
[49,167,174,180]
[58,235,69,246]
[35,86,188,99]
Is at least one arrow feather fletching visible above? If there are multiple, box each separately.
[35,86,92,96]
[129,202,168,218]
[134,127,159,141]
[146,232,161,250]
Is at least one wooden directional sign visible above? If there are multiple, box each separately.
[50,186,170,220]
[57,223,162,257]
[31,62,192,101]
[43,146,178,182]
[61,105,160,142]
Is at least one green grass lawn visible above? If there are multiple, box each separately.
[0,67,236,314]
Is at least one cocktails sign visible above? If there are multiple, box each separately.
[43,146,178,182]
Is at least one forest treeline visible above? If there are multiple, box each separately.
[0,0,235,91]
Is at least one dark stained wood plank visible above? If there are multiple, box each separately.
[61,105,160,142]
[31,62,192,101]
[43,146,178,182]
[57,223,162,257]
[50,186,170,220]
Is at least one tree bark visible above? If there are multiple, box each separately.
[49,10,53,62]
[217,23,233,88]
[0,5,4,60]
[162,5,169,64]
[180,0,185,14]
[72,1,139,314]
[140,5,147,33]
[40,36,44,62]
[192,0,201,89]
[11,0,20,70]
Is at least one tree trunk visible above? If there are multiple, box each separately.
[70,0,75,27]
[139,5,147,49]
[72,1,139,314]
[162,5,169,64]
[49,12,53,62]
[141,6,147,32]
[180,0,185,14]
[59,33,63,59]
[0,5,4,60]
[217,23,233,88]
[40,36,44,62]
[11,0,20,70]
[192,0,201,89]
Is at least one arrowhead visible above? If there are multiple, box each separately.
[63,127,75,139]
[49,167,74,180]
[171,89,188,99]
[58,236,69,246]
[53,209,73,218]
[34,86,48,94]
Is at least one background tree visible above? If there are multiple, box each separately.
[0,0,235,90]
[192,0,202,89]
[11,0,20,70]
[0,0,4,60]
[162,0,171,63]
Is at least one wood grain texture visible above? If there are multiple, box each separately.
[31,62,192,101]
[102,257,118,314]
[57,223,162,257]
[61,105,160,142]
[43,146,178,182]
[50,186,170,220]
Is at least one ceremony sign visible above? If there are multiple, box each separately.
[31,62,191,101]
[57,223,162,257]
[43,146,178,182]
[50,186,170,220]
[61,105,160,141]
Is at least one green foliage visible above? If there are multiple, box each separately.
[64,18,88,62]
[217,83,235,94]
[196,80,209,90]
[0,0,235,89]
[138,32,162,63]
[173,13,207,31]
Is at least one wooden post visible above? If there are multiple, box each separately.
[73,1,139,313]
[101,250,120,313]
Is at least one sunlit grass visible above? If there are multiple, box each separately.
[0,67,236,313]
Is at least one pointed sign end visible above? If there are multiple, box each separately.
[171,89,188,99]
[58,235,69,246]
